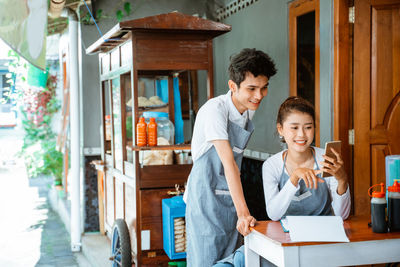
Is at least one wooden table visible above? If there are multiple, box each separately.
[244,216,400,267]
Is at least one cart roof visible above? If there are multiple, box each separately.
[86,12,231,54]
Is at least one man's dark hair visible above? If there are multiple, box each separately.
[228,48,277,87]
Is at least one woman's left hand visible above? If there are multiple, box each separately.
[320,148,347,183]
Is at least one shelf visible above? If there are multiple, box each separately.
[127,144,191,151]
[138,105,169,115]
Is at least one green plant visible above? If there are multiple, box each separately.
[81,9,106,25]
[7,51,63,185]
[81,1,135,24]
[116,2,132,22]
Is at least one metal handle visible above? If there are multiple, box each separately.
[167,184,184,195]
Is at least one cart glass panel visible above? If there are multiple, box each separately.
[122,73,133,163]
[103,80,112,157]
[111,77,123,171]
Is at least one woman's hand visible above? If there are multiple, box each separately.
[236,215,256,236]
[290,168,324,189]
[320,148,348,195]
[321,148,347,182]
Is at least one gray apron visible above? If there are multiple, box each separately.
[279,150,333,216]
[253,151,334,267]
[185,118,254,267]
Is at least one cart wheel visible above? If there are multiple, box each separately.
[111,219,132,267]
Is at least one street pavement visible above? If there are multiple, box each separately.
[0,127,80,267]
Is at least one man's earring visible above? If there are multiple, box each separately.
[279,135,283,140]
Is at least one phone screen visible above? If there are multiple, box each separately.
[321,141,342,178]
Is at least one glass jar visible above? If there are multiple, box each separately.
[142,111,175,145]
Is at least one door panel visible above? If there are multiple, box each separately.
[371,146,390,186]
[386,94,400,153]
[371,7,399,127]
[115,178,125,219]
[354,0,400,215]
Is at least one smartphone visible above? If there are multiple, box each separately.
[321,141,342,178]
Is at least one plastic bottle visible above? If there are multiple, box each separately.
[136,117,147,146]
[148,117,158,146]
[388,181,400,232]
[368,183,387,233]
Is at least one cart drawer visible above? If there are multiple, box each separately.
[139,164,192,188]
[140,188,176,251]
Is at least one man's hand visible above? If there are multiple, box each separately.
[237,215,256,236]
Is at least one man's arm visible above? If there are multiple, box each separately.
[212,140,256,236]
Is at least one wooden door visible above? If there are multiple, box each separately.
[354,0,400,215]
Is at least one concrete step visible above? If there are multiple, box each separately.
[81,233,111,267]
[48,184,111,267]
[75,251,93,267]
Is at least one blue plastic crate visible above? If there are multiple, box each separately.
[162,195,186,260]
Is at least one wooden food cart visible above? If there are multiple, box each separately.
[86,12,230,266]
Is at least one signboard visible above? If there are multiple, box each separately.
[0,0,47,70]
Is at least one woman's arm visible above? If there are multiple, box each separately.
[327,177,351,219]
[262,159,299,221]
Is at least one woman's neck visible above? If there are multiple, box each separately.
[286,147,314,167]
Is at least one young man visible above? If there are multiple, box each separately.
[185,48,277,266]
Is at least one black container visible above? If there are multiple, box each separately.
[371,202,387,233]
[369,183,387,233]
[388,197,400,231]
[388,181,400,232]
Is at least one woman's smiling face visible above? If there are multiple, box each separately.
[277,111,315,153]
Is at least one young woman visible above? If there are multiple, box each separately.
[262,96,350,221]
[215,96,351,267]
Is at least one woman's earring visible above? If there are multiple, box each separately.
[279,135,283,140]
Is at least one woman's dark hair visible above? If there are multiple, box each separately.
[228,48,277,87]
[277,96,315,126]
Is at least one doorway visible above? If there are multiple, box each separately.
[289,0,320,146]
